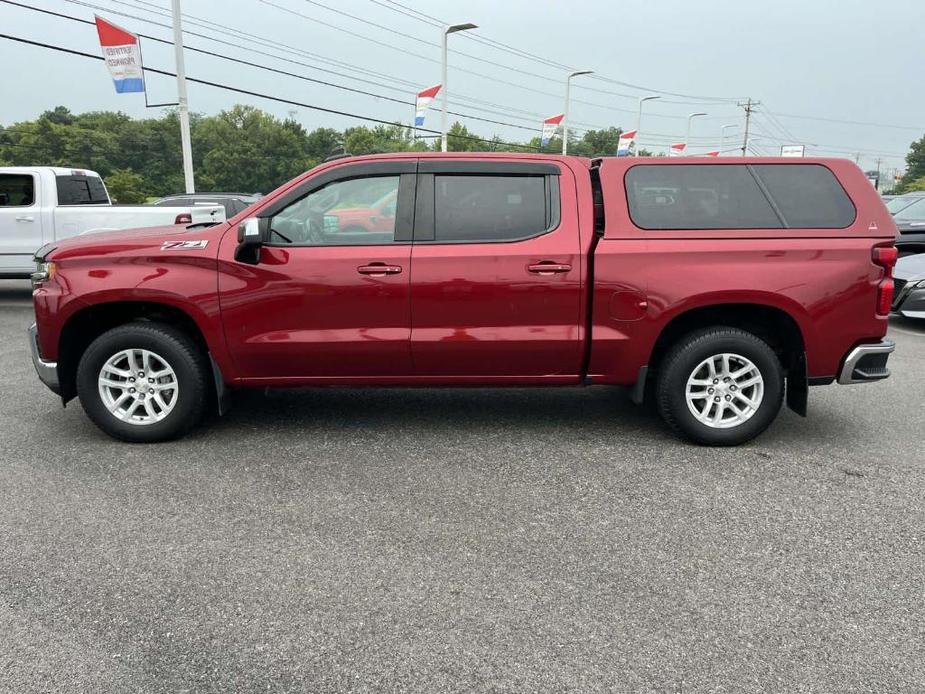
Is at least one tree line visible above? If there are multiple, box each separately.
[3,104,922,200]
[0,105,630,202]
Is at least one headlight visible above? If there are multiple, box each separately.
[31,261,56,288]
[915,279,925,289]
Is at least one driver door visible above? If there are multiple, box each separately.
[218,161,416,380]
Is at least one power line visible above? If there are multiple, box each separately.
[52,0,606,130]
[373,0,744,104]
[0,31,545,151]
[15,0,592,136]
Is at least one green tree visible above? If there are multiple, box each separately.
[903,176,925,192]
[105,168,147,203]
[897,133,925,192]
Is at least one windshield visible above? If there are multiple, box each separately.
[887,195,925,214]
[895,196,925,222]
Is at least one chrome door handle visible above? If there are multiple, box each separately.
[527,262,571,275]
[15,215,34,222]
[357,263,402,276]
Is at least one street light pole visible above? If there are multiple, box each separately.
[635,95,660,156]
[562,70,593,155]
[686,112,707,153]
[441,22,478,152]
[171,0,194,192]
[721,123,738,156]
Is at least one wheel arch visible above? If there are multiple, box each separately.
[56,299,224,404]
[643,301,809,415]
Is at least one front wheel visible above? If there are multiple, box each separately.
[76,322,209,442]
[656,327,784,446]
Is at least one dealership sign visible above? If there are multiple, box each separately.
[780,144,806,157]
[94,16,145,93]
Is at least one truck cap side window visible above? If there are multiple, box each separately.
[751,164,856,229]
[625,164,782,230]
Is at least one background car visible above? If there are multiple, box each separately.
[886,192,925,215]
[151,192,261,218]
[893,253,925,319]
[890,195,925,255]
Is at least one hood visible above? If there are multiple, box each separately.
[895,253,925,281]
[47,223,227,262]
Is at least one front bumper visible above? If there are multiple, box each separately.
[837,339,895,385]
[29,323,61,394]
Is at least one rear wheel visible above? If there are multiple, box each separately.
[76,322,208,442]
[656,327,784,446]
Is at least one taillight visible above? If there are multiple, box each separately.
[872,243,897,316]
[174,213,192,224]
[872,246,898,269]
[877,278,894,315]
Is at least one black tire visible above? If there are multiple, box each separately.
[76,322,209,443]
[656,327,784,446]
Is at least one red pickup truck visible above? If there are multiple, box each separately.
[29,153,897,445]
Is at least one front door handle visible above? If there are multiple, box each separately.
[357,263,402,276]
[16,215,34,223]
[527,262,572,275]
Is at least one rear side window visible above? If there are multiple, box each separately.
[625,164,782,230]
[625,163,855,230]
[434,174,549,242]
[56,175,109,205]
[0,174,35,207]
[752,164,855,228]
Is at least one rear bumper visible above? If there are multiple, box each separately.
[28,323,61,395]
[837,339,895,385]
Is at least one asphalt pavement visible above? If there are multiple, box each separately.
[1,279,923,693]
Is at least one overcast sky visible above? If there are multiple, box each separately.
[1,0,921,173]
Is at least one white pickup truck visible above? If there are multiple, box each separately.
[0,166,226,278]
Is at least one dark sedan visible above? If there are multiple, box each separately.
[151,192,261,218]
[893,253,925,319]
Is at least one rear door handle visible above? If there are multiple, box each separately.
[357,263,402,276]
[527,262,572,275]
[16,215,34,222]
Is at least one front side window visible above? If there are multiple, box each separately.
[434,174,549,242]
[626,164,782,230]
[268,175,400,246]
[0,174,35,207]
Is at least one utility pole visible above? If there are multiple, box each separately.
[562,70,593,155]
[171,0,195,193]
[440,22,477,152]
[737,98,759,156]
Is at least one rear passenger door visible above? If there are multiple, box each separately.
[409,161,583,378]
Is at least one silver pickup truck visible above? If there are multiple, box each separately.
[0,166,225,278]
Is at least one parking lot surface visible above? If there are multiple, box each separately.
[1,279,924,693]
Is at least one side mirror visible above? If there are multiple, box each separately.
[235,217,267,265]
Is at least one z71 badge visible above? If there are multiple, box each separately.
[161,240,209,250]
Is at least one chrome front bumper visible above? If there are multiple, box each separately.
[29,323,61,394]
[837,339,895,385]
